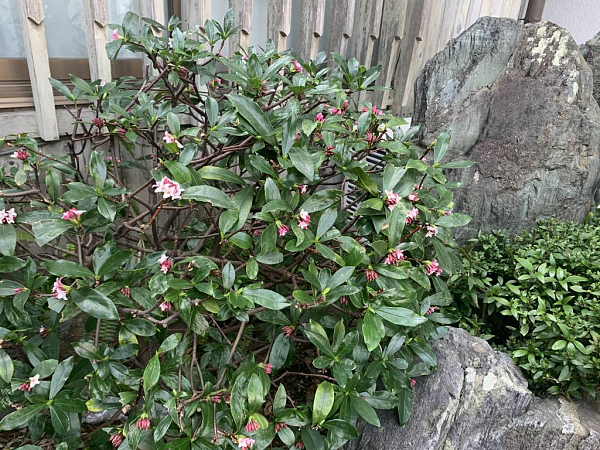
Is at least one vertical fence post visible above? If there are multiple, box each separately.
[267,0,292,52]
[140,0,165,77]
[18,0,59,141]
[229,0,253,54]
[184,0,211,29]
[375,0,409,109]
[353,0,384,103]
[328,0,357,58]
[298,0,326,61]
[82,0,112,83]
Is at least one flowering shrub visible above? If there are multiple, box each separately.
[450,214,600,398]
[0,10,472,450]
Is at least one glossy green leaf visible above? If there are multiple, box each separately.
[71,288,119,320]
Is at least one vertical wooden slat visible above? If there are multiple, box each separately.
[298,0,326,61]
[401,0,442,110]
[466,0,484,27]
[140,0,165,76]
[509,0,524,19]
[328,0,357,58]
[229,0,253,53]
[437,0,457,52]
[375,0,409,109]
[18,0,58,141]
[519,0,530,20]
[479,0,495,16]
[185,0,211,29]
[453,0,472,37]
[353,0,385,68]
[82,0,111,82]
[267,0,292,52]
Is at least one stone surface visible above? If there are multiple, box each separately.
[581,31,600,107]
[414,17,600,240]
[345,328,600,450]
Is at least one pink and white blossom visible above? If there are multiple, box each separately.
[365,269,378,281]
[408,191,419,202]
[405,207,419,224]
[62,208,85,222]
[17,374,40,392]
[159,301,172,312]
[238,437,255,450]
[0,208,17,224]
[384,249,405,265]
[314,113,325,123]
[11,149,28,160]
[298,209,311,229]
[52,278,68,300]
[163,131,183,149]
[245,419,259,432]
[298,184,308,195]
[291,60,303,73]
[111,29,120,40]
[426,260,443,277]
[385,190,400,211]
[426,225,438,238]
[277,223,289,237]
[158,254,173,274]
[153,176,184,201]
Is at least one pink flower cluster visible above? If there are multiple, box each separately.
[111,29,120,40]
[291,60,303,73]
[62,208,85,222]
[298,184,308,195]
[52,278,68,300]
[282,325,294,337]
[298,209,311,229]
[91,117,105,128]
[245,419,259,433]
[408,191,419,202]
[384,249,404,265]
[153,176,184,201]
[159,301,172,312]
[275,422,288,433]
[328,100,349,115]
[11,149,28,160]
[158,254,173,274]
[163,131,183,149]
[362,106,383,115]
[314,113,325,123]
[121,287,131,298]
[0,208,17,224]
[426,306,438,315]
[385,190,400,211]
[405,207,419,225]
[109,432,123,448]
[426,225,438,238]
[277,222,289,237]
[325,145,335,156]
[261,363,273,374]
[365,269,378,281]
[17,374,40,392]
[238,437,255,450]
[135,416,151,431]
[426,260,443,277]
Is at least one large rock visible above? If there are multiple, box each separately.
[581,32,600,107]
[346,328,600,450]
[414,18,600,240]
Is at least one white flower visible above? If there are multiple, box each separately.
[28,374,41,389]
[153,176,184,201]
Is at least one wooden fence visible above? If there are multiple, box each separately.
[5,0,529,141]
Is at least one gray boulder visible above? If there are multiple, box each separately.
[414,18,600,240]
[581,32,600,107]
[346,328,600,450]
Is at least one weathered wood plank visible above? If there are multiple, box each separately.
[401,0,440,110]
[229,0,253,53]
[353,0,384,67]
[328,0,357,58]
[18,0,58,141]
[519,0,530,19]
[82,0,112,83]
[184,0,211,29]
[375,0,409,109]
[466,0,484,27]
[453,0,473,37]
[508,0,524,19]
[297,0,326,61]
[437,0,459,52]
[479,0,496,16]
[267,0,292,52]
[140,0,165,76]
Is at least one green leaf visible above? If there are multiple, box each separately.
[0,404,46,431]
[301,190,343,214]
[199,166,245,185]
[205,96,219,126]
[96,250,132,276]
[32,220,73,247]
[410,341,437,367]
[246,257,258,280]
[289,147,314,181]
[158,333,182,354]
[397,388,412,425]
[552,340,567,351]
[312,381,334,425]
[434,213,471,228]
[222,262,235,290]
[167,112,181,135]
[164,161,192,184]
[322,419,358,440]
[247,373,265,412]
[0,224,16,256]
[143,353,161,394]
[273,384,287,416]
[49,405,69,435]
[49,357,74,399]
[227,94,273,139]
[269,333,291,370]
[0,256,26,273]
[374,307,427,327]
[182,186,236,209]
[301,428,325,450]
[0,349,14,383]
[97,197,118,222]
[317,208,337,239]
[327,266,355,289]
[433,130,451,164]
[71,288,119,320]
[362,312,385,352]
[243,289,291,310]
[43,260,94,279]
[124,319,157,337]
[350,394,380,426]
[352,167,378,196]
[89,151,107,188]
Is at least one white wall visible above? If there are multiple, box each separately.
[543,0,599,44]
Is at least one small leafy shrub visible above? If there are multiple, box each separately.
[450,214,600,398]
[0,10,471,450]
